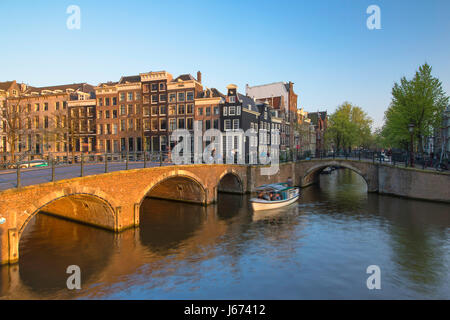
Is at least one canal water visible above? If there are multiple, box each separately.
[1,169,449,299]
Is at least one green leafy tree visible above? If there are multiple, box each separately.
[382,63,449,154]
[326,102,373,152]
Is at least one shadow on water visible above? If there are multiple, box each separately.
[16,213,115,296]
[139,198,207,255]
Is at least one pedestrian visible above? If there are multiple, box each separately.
[287,177,293,187]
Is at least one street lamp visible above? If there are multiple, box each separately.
[408,123,415,167]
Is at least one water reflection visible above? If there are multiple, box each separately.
[0,169,448,299]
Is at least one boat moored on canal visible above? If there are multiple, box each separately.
[250,183,300,211]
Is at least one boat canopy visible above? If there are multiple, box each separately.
[255,183,291,192]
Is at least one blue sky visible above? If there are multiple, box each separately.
[1,0,449,128]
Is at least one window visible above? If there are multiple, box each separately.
[224,120,231,130]
[105,98,110,106]
[129,138,134,152]
[35,103,39,112]
[120,92,125,101]
[229,96,236,103]
[187,118,193,130]
[128,119,133,130]
[144,119,150,130]
[229,106,236,116]
[120,105,126,115]
[178,92,185,102]
[98,98,103,106]
[106,124,111,134]
[187,104,194,114]
[135,92,141,100]
[160,119,167,130]
[127,92,133,101]
[169,93,176,102]
[206,107,211,116]
[113,110,118,118]
[152,106,158,115]
[214,106,219,115]
[178,118,185,129]
[44,103,48,111]
[178,104,185,115]
[144,106,150,116]
[159,94,167,102]
[151,94,158,103]
[120,120,126,131]
[237,106,241,115]
[136,119,141,131]
[143,95,150,104]
[223,107,227,116]
[205,120,211,130]
[169,105,176,115]
[105,110,110,119]
[112,97,117,105]
[169,118,176,131]
[98,111,103,119]
[214,119,219,129]
[151,119,158,131]
[198,107,203,116]
[128,105,133,115]
[44,116,49,128]
[160,105,167,115]
[151,83,158,91]
[187,91,194,101]
[233,119,240,130]
[143,84,150,93]
[159,83,165,91]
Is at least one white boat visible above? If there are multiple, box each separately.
[250,183,300,211]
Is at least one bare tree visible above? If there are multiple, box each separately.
[1,96,27,163]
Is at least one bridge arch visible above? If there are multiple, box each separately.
[18,190,117,238]
[301,161,370,189]
[217,169,244,194]
[137,170,208,208]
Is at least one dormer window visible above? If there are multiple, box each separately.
[229,96,236,103]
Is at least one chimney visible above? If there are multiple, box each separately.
[197,71,202,83]
[289,81,293,92]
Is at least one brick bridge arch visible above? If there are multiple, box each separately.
[298,160,378,192]
[216,168,245,194]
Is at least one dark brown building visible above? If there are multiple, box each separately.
[95,76,143,153]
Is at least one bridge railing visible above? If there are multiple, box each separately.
[1,149,447,190]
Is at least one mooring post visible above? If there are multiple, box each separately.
[143,151,147,168]
[16,164,21,188]
[105,153,108,173]
[80,154,84,177]
[51,157,55,181]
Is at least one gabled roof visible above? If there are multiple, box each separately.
[238,93,259,112]
[173,74,196,82]
[119,75,140,84]
[24,83,94,94]
[0,81,15,91]
[196,88,225,99]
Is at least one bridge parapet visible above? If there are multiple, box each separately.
[1,161,448,265]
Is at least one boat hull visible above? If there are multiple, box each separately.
[250,194,300,211]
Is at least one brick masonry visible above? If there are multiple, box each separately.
[1,160,449,265]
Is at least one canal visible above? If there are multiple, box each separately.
[1,169,449,299]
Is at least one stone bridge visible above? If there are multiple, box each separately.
[1,159,449,265]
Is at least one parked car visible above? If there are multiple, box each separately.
[8,159,49,169]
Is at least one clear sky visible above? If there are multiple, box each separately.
[1,0,449,128]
